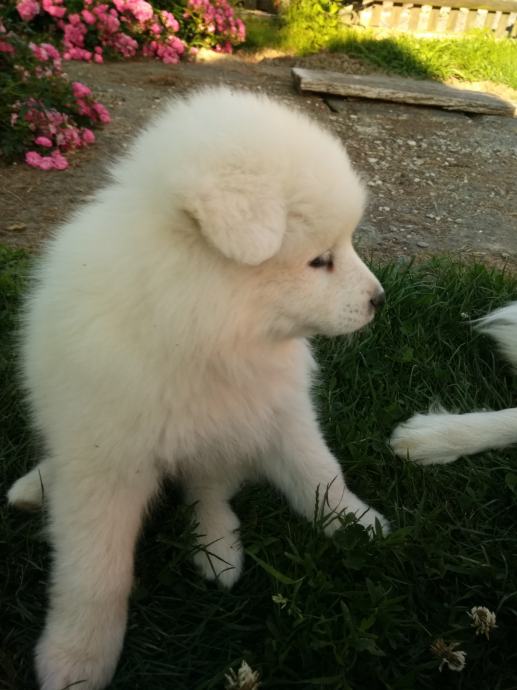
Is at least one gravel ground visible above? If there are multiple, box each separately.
[1,51,516,268]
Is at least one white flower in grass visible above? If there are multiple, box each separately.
[225,660,261,690]
[468,606,497,639]
[272,593,288,609]
[431,639,467,672]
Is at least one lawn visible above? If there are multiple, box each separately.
[2,245,517,689]
[243,6,517,90]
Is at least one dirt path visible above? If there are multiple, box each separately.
[1,52,516,268]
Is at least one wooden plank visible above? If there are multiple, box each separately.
[494,9,511,34]
[358,5,374,26]
[485,8,498,28]
[473,8,488,28]
[511,11,517,36]
[292,68,516,117]
[398,3,413,29]
[371,2,384,25]
[452,0,517,11]
[456,6,469,31]
[388,2,404,28]
[427,5,442,31]
[436,5,450,32]
[416,3,432,30]
[380,0,394,27]
[382,0,517,12]
[466,7,478,28]
[408,4,421,29]
[446,6,461,29]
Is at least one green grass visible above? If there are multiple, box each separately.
[242,7,517,89]
[2,245,517,689]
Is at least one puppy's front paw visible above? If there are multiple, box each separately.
[36,639,118,690]
[390,414,460,465]
[324,485,390,536]
[353,503,390,535]
[193,506,244,589]
[36,608,125,690]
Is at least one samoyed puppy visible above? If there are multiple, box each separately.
[8,87,388,690]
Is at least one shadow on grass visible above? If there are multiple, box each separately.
[327,33,441,80]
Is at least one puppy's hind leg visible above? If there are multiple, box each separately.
[7,458,50,510]
[184,470,245,589]
[36,453,158,690]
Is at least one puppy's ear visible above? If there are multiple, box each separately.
[185,169,286,266]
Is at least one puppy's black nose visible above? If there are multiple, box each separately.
[370,289,386,311]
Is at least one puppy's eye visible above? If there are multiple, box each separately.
[309,251,334,270]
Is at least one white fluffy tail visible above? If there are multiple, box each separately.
[391,408,517,465]
[390,302,517,464]
[475,301,517,370]
[7,460,49,510]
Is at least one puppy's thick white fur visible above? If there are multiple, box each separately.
[9,88,387,690]
[391,302,517,464]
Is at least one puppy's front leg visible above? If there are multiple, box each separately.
[263,395,389,535]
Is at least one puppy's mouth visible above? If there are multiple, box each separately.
[309,315,374,339]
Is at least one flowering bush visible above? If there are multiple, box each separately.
[182,0,246,54]
[1,0,245,169]
[0,22,110,169]
[13,0,245,63]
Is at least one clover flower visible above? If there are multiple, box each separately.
[431,639,467,672]
[468,606,497,639]
[272,593,288,609]
[225,660,261,690]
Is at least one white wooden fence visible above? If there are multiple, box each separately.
[342,0,517,37]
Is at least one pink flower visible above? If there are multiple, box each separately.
[0,40,14,54]
[35,136,53,147]
[30,41,62,69]
[160,10,179,31]
[38,156,56,170]
[111,32,138,58]
[17,0,40,22]
[25,151,42,167]
[72,81,92,98]
[51,150,69,169]
[41,42,61,60]
[25,150,60,170]
[82,128,95,144]
[127,0,153,22]
[41,0,66,18]
[81,9,96,25]
[92,102,111,124]
[64,46,92,61]
[63,21,88,53]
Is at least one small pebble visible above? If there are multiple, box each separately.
[6,222,26,232]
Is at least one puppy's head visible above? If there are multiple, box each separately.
[144,89,384,340]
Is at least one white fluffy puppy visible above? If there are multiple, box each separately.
[391,303,517,464]
[8,87,387,690]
